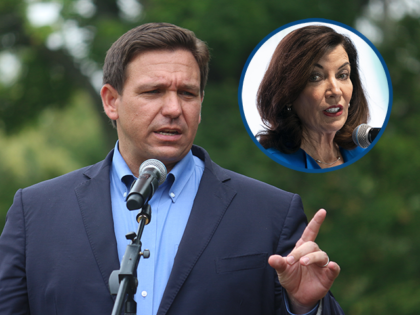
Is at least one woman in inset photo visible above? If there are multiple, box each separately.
[257,25,369,169]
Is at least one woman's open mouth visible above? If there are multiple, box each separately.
[323,106,343,117]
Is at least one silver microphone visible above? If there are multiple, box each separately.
[352,124,381,148]
[126,159,167,210]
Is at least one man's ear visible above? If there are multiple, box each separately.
[198,90,205,124]
[101,84,120,121]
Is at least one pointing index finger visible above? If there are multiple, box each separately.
[298,209,327,245]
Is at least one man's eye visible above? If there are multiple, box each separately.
[145,89,159,94]
[180,91,195,97]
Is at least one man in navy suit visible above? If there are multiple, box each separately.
[0,23,343,315]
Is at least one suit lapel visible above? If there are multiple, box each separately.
[75,151,120,297]
[158,147,237,314]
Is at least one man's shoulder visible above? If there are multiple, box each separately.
[193,145,296,200]
[214,162,295,199]
[22,152,112,195]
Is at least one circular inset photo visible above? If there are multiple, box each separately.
[238,18,392,173]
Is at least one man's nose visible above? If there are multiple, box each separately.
[161,92,182,119]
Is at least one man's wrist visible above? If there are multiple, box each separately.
[284,292,319,315]
[290,302,317,314]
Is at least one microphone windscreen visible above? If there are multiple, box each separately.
[352,124,371,149]
[139,159,167,185]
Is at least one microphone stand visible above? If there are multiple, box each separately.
[109,203,152,315]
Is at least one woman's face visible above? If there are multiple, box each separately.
[293,45,353,138]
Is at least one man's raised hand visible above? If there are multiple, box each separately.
[268,209,340,314]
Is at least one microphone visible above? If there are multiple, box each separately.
[126,159,167,210]
[352,124,381,148]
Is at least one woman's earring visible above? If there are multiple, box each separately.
[287,105,292,111]
[348,103,351,108]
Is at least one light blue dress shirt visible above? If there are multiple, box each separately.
[110,142,204,315]
[110,142,318,315]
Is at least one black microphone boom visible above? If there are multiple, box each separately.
[126,159,167,210]
[352,124,381,149]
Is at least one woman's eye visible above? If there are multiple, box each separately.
[309,74,321,82]
[338,73,349,80]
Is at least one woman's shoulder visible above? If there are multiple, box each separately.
[265,146,365,170]
[340,146,365,162]
[265,147,308,168]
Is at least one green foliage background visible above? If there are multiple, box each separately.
[1,0,419,314]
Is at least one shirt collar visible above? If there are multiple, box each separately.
[167,149,195,203]
[112,141,196,202]
[112,141,135,190]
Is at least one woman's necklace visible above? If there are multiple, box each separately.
[315,156,341,165]
[314,144,342,165]
[301,134,342,166]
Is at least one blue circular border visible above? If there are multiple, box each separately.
[238,18,393,173]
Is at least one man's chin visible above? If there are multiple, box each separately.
[149,147,191,171]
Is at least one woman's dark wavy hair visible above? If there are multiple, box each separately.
[257,25,369,153]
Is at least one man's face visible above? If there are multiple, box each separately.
[102,49,203,174]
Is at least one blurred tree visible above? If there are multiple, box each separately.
[0,90,107,230]
[0,0,133,146]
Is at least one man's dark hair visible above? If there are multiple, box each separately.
[103,23,210,127]
[257,25,369,153]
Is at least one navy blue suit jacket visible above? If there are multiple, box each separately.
[0,145,344,314]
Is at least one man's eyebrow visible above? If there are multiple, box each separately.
[136,82,167,90]
[135,82,200,89]
[180,84,200,93]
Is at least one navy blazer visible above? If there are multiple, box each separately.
[0,145,344,315]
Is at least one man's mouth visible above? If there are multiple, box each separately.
[156,130,180,136]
